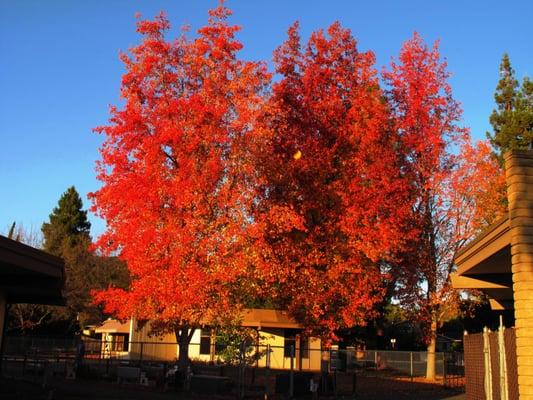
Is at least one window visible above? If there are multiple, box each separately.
[110,334,129,352]
[284,330,297,358]
[300,337,309,359]
[200,329,211,355]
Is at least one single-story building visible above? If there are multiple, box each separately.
[95,318,130,358]
[96,309,323,370]
[0,234,65,365]
[451,150,533,399]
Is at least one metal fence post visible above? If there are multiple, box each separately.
[410,352,414,382]
[442,352,446,387]
[334,364,338,399]
[239,340,245,400]
[139,342,144,382]
[265,344,271,399]
[352,367,357,396]
[290,345,295,398]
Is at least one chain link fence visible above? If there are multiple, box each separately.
[1,336,464,398]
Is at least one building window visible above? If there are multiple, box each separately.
[284,330,297,358]
[110,334,129,352]
[200,329,211,355]
[300,337,309,359]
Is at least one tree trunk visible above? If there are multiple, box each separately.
[175,326,196,372]
[426,317,437,380]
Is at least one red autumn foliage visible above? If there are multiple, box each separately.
[90,6,269,365]
[384,33,506,379]
[252,22,414,339]
[90,6,505,364]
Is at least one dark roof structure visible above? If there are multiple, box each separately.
[0,234,65,305]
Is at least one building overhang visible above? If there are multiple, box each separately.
[451,216,513,310]
[95,319,131,334]
[0,235,65,305]
[241,309,302,330]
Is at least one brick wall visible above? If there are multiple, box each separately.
[505,150,533,400]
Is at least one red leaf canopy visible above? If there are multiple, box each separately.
[91,6,269,333]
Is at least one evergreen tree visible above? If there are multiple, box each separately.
[3,190,128,334]
[488,54,533,159]
[42,186,91,255]
[41,187,92,331]
[7,221,19,241]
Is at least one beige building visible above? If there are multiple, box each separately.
[451,150,533,400]
[96,309,322,371]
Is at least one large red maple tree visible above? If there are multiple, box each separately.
[252,22,414,339]
[90,6,269,367]
[384,33,506,379]
[90,6,505,373]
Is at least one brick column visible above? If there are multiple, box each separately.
[505,150,533,400]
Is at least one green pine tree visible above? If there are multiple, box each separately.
[42,186,91,255]
[40,187,129,331]
[487,54,533,160]
[7,221,19,241]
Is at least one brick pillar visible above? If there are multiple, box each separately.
[505,150,533,400]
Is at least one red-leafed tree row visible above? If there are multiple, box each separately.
[91,5,506,377]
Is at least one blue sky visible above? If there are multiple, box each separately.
[1,0,531,240]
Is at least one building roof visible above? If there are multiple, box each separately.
[95,319,130,334]
[242,309,301,329]
[451,216,513,310]
[98,309,302,334]
[0,234,65,305]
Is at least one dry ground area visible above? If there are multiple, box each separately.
[1,375,464,400]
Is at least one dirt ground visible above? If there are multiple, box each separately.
[0,375,465,400]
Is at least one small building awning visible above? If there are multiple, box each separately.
[451,216,513,310]
[241,309,301,330]
[0,234,65,305]
[95,319,130,334]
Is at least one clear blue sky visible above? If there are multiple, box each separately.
[1,0,531,240]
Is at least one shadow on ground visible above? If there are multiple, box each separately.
[1,375,465,400]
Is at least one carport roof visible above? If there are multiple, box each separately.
[0,234,65,305]
[451,216,513,310]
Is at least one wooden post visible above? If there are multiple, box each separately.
[499,315,509,400]
[483,327,493,400]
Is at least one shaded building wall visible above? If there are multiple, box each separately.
[125,319,322,370]
[257,328,321,371]
[505,150,533,400]
[129,320,178,361]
